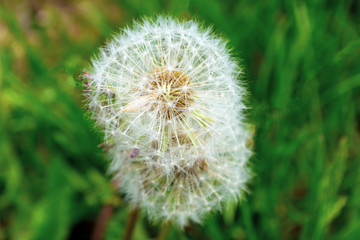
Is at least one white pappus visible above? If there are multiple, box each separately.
[82,16,253,228]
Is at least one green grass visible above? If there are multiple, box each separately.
[1,0,360,239]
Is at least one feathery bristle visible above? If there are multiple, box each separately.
[83,16,253,228]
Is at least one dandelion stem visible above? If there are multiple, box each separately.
[156,221,171,240]
[122,208,140,240]
[91,204,114,240]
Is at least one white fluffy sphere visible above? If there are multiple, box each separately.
[84,16,252,227]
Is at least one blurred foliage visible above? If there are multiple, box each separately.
[1,0,360,239]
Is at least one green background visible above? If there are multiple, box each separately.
[1,0,360,239]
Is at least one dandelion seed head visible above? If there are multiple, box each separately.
[83,16,253,228]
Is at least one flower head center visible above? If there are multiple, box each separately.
[144,69,194,119]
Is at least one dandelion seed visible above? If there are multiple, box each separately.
[83,16,253,228]
[130,148,140,158]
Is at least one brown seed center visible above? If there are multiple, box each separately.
[145,69,194,119]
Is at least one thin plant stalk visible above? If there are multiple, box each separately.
[122,208,140,240]
[91,204,114,240]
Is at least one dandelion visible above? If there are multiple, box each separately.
[82,16,252,228]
